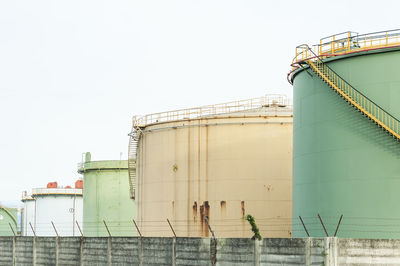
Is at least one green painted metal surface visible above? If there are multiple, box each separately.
[79,156,136,236]
[0,207,17,236]
[292,48,400,238]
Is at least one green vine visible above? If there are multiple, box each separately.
[245,214,262,240]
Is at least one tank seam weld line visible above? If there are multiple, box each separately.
[139,121,293,133]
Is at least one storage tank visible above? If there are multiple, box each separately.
[21,192,35,236]
[78,153,136,236]
[0,205,17,236]
[129,95,293,238]
[289,29,400,238]
[30,183,83,236]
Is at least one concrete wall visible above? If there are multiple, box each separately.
[2,236,400,265]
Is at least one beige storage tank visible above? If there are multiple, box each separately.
[129,95,293,238]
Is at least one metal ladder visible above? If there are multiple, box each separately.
[128,129,141,199]
[298,45,400,140]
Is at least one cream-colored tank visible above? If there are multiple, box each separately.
[129,95,293,238]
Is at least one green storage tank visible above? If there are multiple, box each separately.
[291,30,400,238]
[78,152,136,236]
[0,206,17,236]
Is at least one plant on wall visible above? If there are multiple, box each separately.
[245,214,262,240]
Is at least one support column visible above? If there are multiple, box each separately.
[55,237,59,266]
[138,237,143,266]
[254,240,261,266]
[305,237,311,266]
[324,237,338,266]
[80,237,84,266]
[12,236,16,266]
[33,237,37,266]
[172,237,176,266]
[107,237,112,266]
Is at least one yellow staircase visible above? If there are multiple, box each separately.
[305,57,400,140]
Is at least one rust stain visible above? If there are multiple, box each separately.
[193,201,197,222]
[199,201,210,237]
[172,201,175,221]
[241,201,245,218]
[220,201,226,217]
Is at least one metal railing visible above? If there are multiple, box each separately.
[297,44,400,140]
[292,29,400,69]
[133,95,291,128]
[31,188,83,196]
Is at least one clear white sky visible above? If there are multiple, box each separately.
[0,0,399,206]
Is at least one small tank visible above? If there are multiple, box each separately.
[78,153,136,236]
[0,205,17,236]
[22,182,83,236]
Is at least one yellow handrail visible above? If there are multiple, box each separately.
[292,29,400,66]
[307,59,400,140]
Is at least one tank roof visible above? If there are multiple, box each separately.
[77,160,128,173]
[31,188,83,197]
[289,29,400,83]
[0,206,17,225]
[132,94,292,128]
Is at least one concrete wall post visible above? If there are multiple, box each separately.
[172,237,176,266]
[12,236,16,266]
[329,237,338,266]
[254,240,261,266]
[324,237,338,266]
[305,237,311,266]
[210,238,217,266]
[138,237,142,266]
[324,237,330,266]
[80,237,84,266]
[55,237,59,266]
[107,237,112,266]
[33,237,37,266]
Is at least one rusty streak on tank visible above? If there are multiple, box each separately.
[199,201,210,237]
[220,201,226,218]
[192,201,197,222]
[241,201,245,218]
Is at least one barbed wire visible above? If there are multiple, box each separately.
[12,215,400,237]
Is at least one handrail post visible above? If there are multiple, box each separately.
[347,32,350,52]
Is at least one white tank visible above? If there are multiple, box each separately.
[21,192,35,236]
[31,187,83,236]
